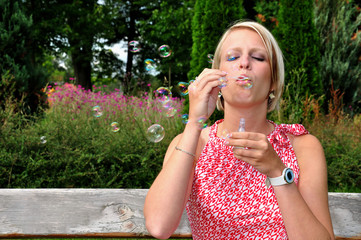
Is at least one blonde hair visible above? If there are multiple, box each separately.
[214,20,284,112]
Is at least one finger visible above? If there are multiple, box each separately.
[196,70,227,89]
[229,132,265,141]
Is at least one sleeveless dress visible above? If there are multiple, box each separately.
[186,119,309,240]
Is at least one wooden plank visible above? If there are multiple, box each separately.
[0,189,190,238]
[0,189,360,239]
[329,192,361,239]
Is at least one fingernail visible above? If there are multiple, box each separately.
[224,140,229,145]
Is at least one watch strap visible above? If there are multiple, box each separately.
[265,168,294,188]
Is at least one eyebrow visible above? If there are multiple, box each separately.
[226,47,267,53]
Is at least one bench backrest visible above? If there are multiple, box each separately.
[0,189,360,239]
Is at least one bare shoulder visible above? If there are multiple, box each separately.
[290,133,327,188]
[291,133,324,154]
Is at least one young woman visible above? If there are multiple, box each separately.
[144,20,335,240]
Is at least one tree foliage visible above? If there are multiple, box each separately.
[137,0,195,95]
[0,0,47,114]
[188,0,246,80]
[22,0,125,91]
[275,0,322,99]
[315,0,361,113]
[186,0,247,122]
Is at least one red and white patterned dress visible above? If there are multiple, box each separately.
[186,119,309,239]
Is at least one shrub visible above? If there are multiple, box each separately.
[0,84,185,188]
[314,0,361,114]
[306,115,361,192]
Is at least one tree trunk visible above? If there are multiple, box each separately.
[71,44,93,91]
[124,4,137,94]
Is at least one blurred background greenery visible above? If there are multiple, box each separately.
[0,0,360,192]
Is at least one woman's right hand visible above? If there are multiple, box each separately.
[188,68,227,122]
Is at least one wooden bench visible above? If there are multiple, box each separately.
[0,189,360,239]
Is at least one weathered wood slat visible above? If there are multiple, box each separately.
[0,189,360,239]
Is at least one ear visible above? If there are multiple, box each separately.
[270,80,275,93]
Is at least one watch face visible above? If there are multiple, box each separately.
[284,168,294,183]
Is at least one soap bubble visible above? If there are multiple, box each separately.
[110,122,120,132]
[218,77,227,88]
[198,117,207,129]
[227,76,254,89]
[177,82,189,96]
[158,45,172,58]
[238,76,253,89]
[129,40,141,53]
[144,58,156,71]
[40,136,47,144]
[181,114,189,124]
[155,87,172,101]
[164,107,177,117]
[240,80,253,89]
[221,129,231,139]
[226,50,238,62]
[207,54,214,64]
[92,105,103,118]
[159,98,174,110]
[146,124,165,143]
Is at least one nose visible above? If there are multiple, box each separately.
[239,55,250,70]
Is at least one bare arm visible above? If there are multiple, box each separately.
[144,68,225,239]
[227,132,334,239]
[274,134,335,240]
[144,122,201,239]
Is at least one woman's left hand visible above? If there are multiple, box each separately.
[225,132,286,177]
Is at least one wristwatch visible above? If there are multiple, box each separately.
[265,167,294,188]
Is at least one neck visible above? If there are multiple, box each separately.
[219,103,272,135]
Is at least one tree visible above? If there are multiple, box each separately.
[188,0,246,80]
[315,0,361,113]
[0,0,48,114]
[138,0,195,94]
[187,0,246,121]
[275,0,322,99]
[22,0,123,91]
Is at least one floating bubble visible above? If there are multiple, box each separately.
[238,77,253,89]
[146,124,165,143]
[181,114,189,124]
[197,117,207,129]
[111,122,120,132]
[155,87,172,101]
[226,50,238,62]
[144,58,156,71]
[189,79,195,85]
[129,40,141,53]
[164,107,177,117]
[92,105,103,118]
[177,82,189,96]
[218,77,227,88]
[227,76,254,89]
[158,44,172,58]
[160,98,174,110]
[221,129,231,139]
[40,136,47,144]
[207,54,214,64]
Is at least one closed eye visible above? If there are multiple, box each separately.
[227,56,239,61]
[252,56,265,61]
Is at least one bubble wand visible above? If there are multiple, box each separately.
[234,118,246,150]
[239,118,245,132]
